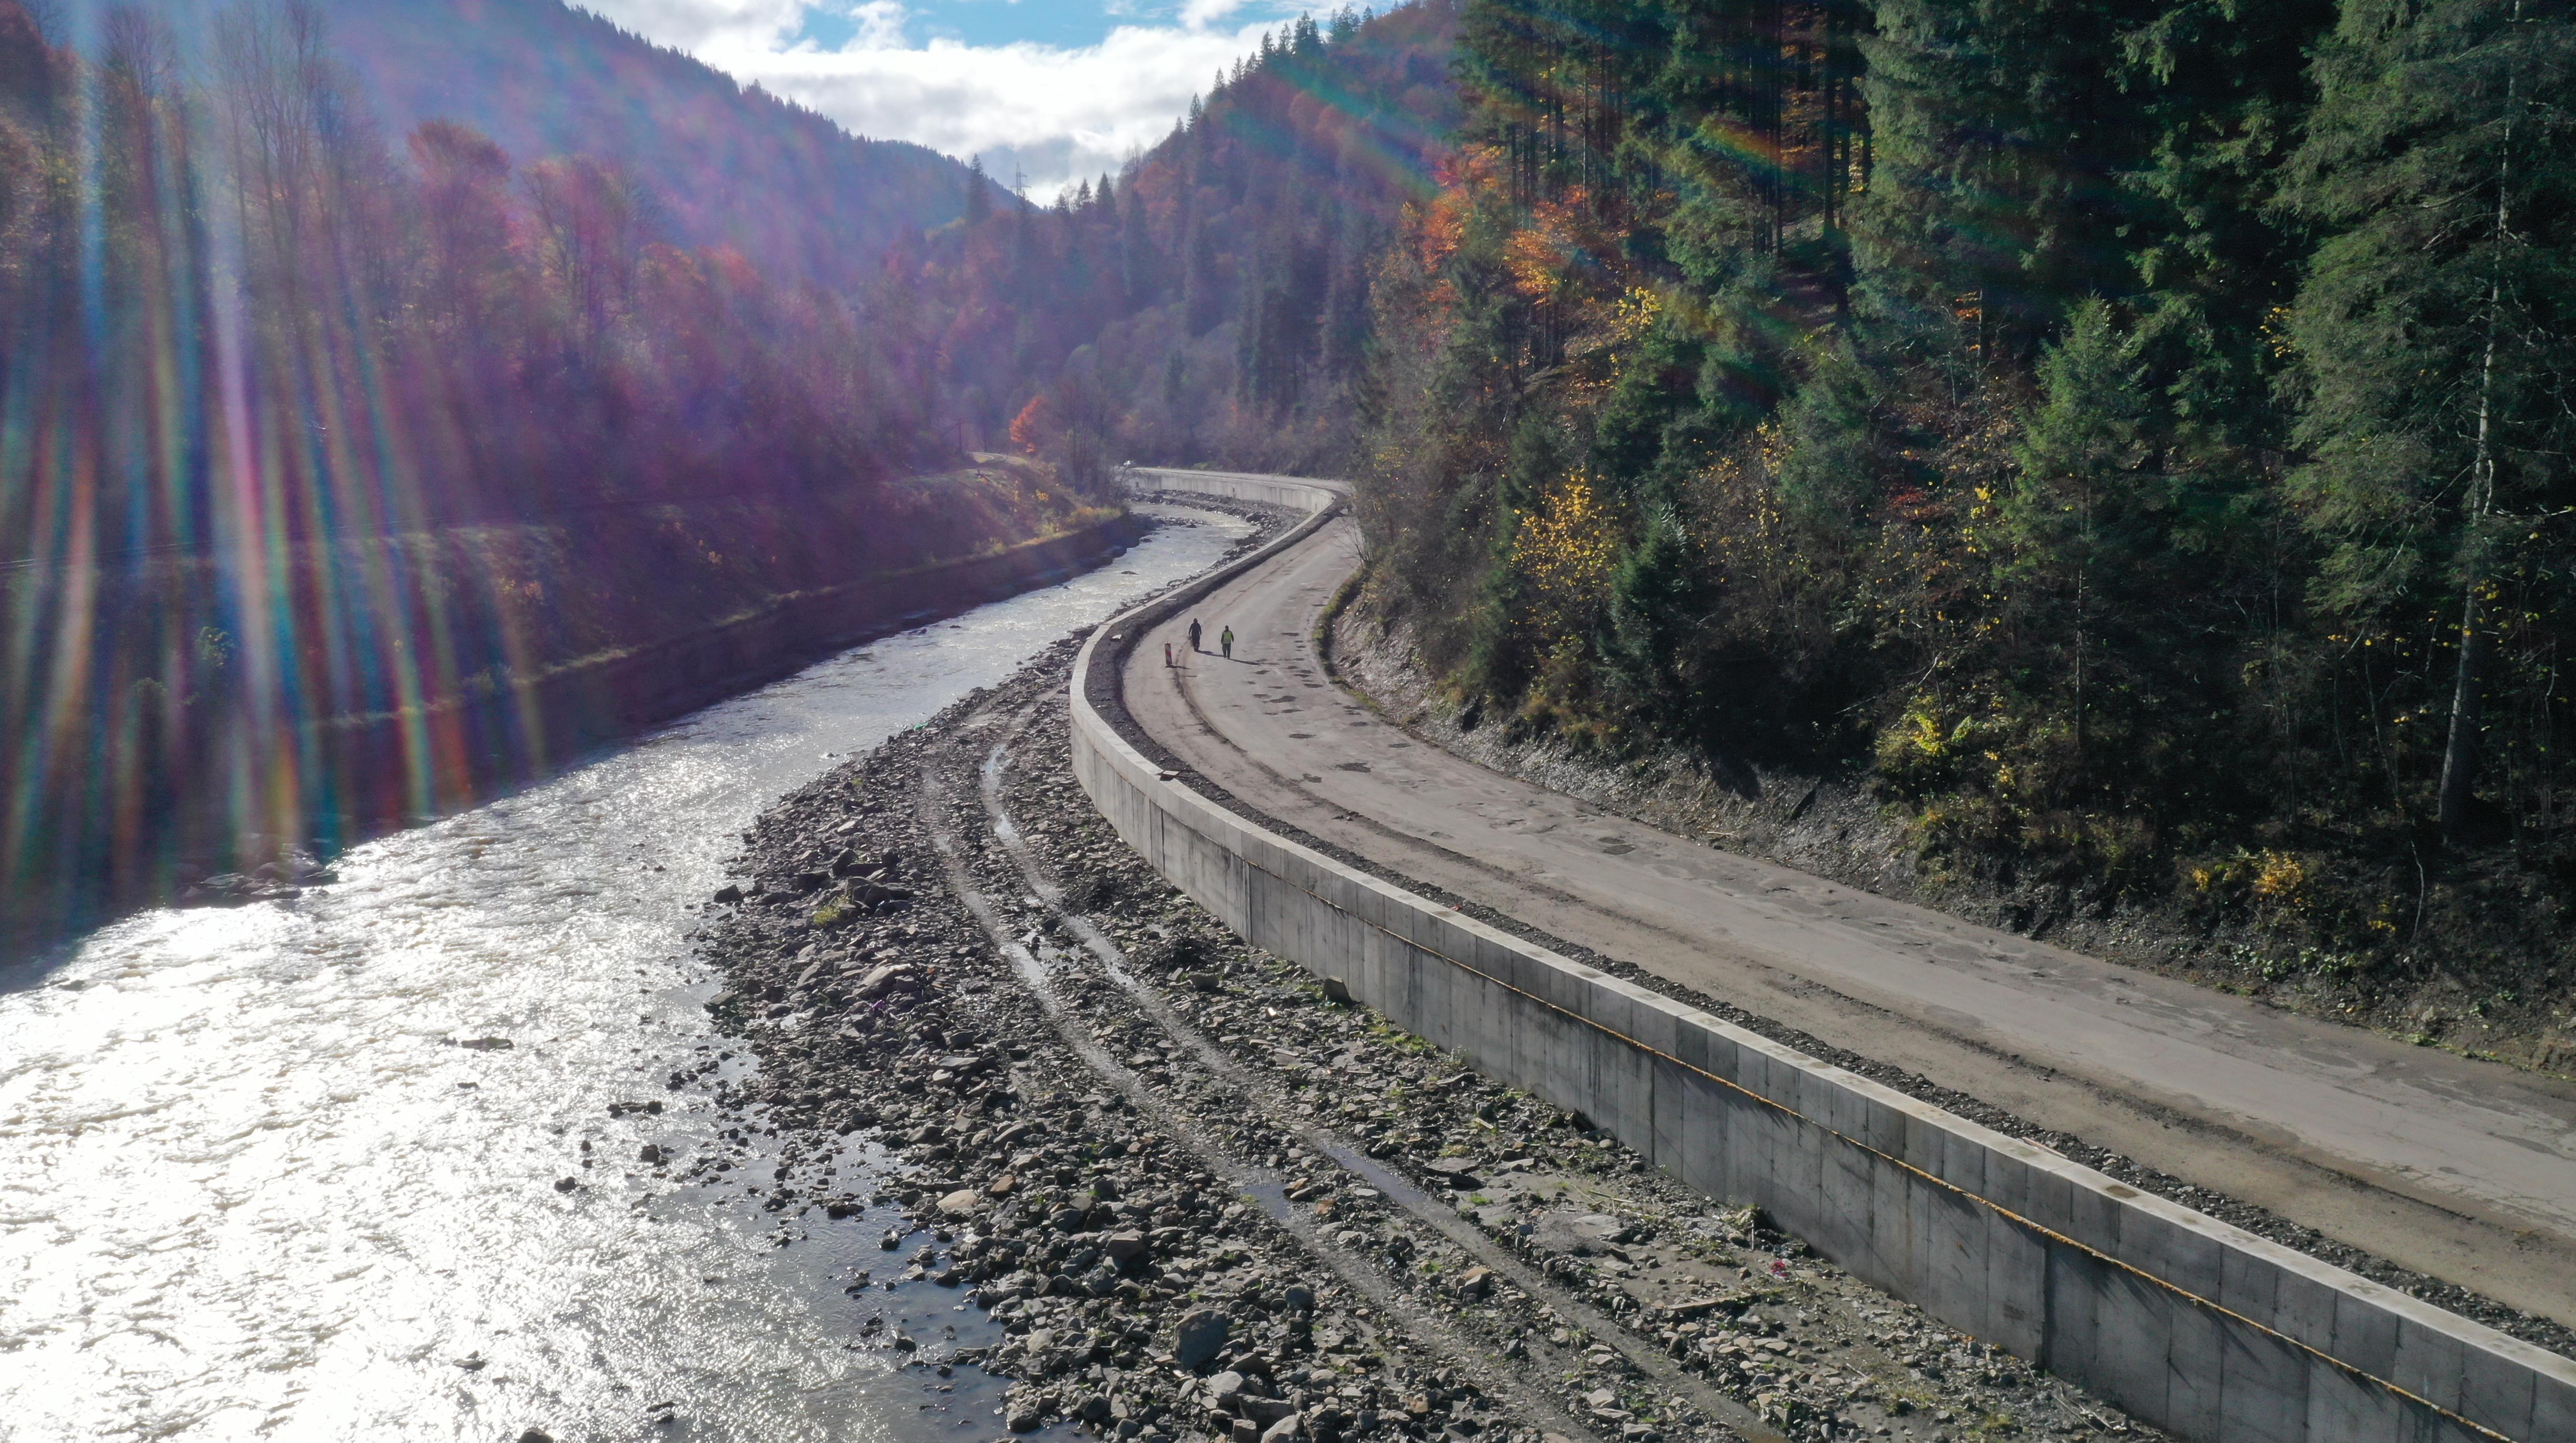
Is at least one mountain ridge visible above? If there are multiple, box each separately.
[145,0,987,288]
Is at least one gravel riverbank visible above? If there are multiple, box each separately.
[680,630,2171,1443]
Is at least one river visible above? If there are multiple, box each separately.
[0,507,1254,1443]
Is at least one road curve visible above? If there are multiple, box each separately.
[1119,471,2576,1332]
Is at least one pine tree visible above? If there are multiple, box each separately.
[1856,0,2147,369]
[1119,182,1157,310]
[2115,0,2335,449]
[1602,504,1700,724]
[1182,204,1221,334]
[1999,300,2159,784]
[2284,0,2576,840]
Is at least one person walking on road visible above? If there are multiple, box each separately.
[1220,625,1234,659]
[1188,618,1202,652]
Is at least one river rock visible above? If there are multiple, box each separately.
[667,628,2171,1443]
[856,964,916,998]
[1423,1156,1479,1187]
[1174,1307,1231,1369]
[1528,1212,1628,1257]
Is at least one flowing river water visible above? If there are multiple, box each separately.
[0,507,1254,1443]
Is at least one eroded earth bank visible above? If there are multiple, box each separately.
[685,633,2172,1443]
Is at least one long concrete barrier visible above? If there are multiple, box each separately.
[1073,469,2576,1443]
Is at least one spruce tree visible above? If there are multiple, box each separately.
[1857,0,2148,368]
[1119,183,1157,310]
[2000,300,2161,785]
[2116,0,2335,448]
[2284,0,2576,840]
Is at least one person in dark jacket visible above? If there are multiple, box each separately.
[1188,618,1203,651]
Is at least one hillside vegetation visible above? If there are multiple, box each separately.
[304,0,979,291]
[1344,0,2576,1061]
[915,2,1463,480]
[14,0,2575,1057]
[0,0,1059,933]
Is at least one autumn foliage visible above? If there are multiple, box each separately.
[0,0,1082,934]
[1356,0,2576,998]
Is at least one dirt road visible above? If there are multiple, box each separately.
[1121,484,2576,1333]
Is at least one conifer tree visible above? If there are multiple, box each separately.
[1858,0,2145,367]
[1119,182,1157,309]
[2285,0,2576,840]
[1182,205,1221,334]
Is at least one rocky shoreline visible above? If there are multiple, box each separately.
[679,625,2171,1443]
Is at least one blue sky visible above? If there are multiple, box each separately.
[585,0,1328,197]
[790,0,1232,52]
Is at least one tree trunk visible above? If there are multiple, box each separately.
[2436,2,2521,845]
[2437,308,2500,842]
[2436,574,2491,840]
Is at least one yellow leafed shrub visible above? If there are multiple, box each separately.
[1514,470,1618,635]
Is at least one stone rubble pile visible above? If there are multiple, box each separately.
[663,634,2161,1443]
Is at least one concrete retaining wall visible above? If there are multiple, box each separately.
[1073,470,2576,1443]
[1122,467,1336,514]
[286,513,1148,812]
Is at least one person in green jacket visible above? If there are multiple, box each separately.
[1220,625,1234,659]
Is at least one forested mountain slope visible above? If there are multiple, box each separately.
[0,0,1051,936]
[1346,0,2576,1065]
[306,0,981,291]
[917,1,1463,478]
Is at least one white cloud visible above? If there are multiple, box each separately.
[721,22,1270,195]
[847,0,909,48]
[587,0,809,56]
[584,0,1307,200]
[1177,0,1256,28]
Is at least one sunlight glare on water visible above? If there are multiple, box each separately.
[0,507,1251,1443]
